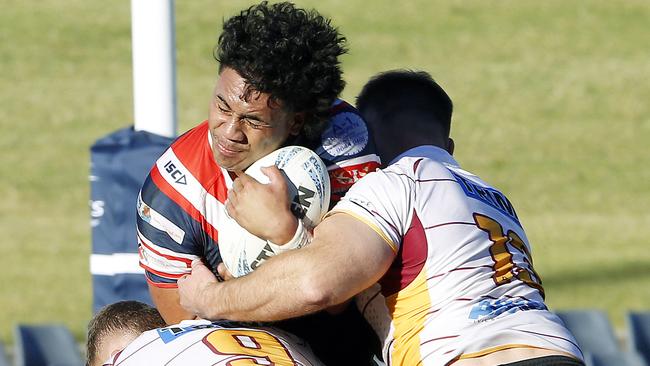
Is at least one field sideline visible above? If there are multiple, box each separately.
[1,0,649,344]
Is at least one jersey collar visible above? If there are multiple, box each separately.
[391,145,460,167]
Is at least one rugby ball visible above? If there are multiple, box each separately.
[220,146,331,277]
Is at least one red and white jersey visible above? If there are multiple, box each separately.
[104,320,323,366]
[137,99,380,287]
[331,146,583,366]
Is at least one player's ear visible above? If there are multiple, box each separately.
[289,112,305,136]
[446,138,455,155]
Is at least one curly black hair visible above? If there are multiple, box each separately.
[215,1,347,140]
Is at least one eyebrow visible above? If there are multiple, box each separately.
[217,95,266,123]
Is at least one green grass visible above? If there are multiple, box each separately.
[1,0,649,345]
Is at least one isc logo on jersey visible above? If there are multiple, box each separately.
[220,146,331,277]
[163,160,187,185]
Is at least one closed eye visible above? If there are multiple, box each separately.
[243,118,272,129]
[216,95,232,114]
[217,103,230,113]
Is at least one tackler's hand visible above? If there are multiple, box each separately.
[178,259,219,319]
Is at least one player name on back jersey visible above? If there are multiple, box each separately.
[332,145,583,366]
[104,320,324,365]
[137,99,380,287]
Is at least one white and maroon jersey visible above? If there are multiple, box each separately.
[331,145,583,366]
[104,320,323,366]
[137,99,380,287]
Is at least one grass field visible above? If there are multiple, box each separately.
[1,0,649,345]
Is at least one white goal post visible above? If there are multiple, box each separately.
[131,0,177,138]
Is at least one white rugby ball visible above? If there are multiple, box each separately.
[220,146,331,277]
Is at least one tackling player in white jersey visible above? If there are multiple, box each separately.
[87,301,323,366]
[178,70,585,365]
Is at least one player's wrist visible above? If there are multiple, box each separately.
[267,219,312,253]
[267,214,299,245]
[197,282,220,320]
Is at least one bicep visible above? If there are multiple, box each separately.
[308,212,395,303]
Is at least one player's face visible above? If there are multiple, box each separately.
[208,67,302,171]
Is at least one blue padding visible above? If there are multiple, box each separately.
[90,126,174,313]
[92,274,155,313]
[91,126,174,255]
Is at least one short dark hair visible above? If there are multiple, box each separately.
[215,1,347,140]
[86,301,165,366]
[357,70,453,138]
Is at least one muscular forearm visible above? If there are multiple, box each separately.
[198,246,333,321]
[194,213,395,322]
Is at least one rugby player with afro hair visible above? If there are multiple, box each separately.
[140,2,381,365]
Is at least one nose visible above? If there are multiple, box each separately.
[220,116,246,143]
